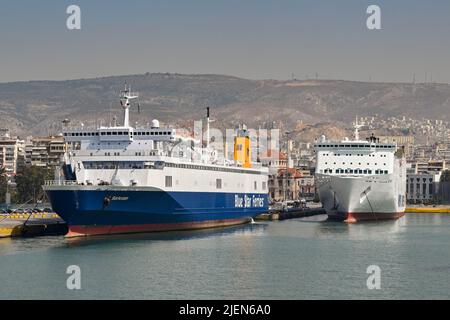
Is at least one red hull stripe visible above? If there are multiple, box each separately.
[66,218,250,237]
[328,212,405,223]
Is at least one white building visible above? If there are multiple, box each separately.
[406,160,446,204]
[0,129,24,177]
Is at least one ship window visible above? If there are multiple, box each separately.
[384,170,388,174]
[216,179,222,189]
[262,181,267,190]
[165,176,172,187]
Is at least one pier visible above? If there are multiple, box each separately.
[255,206,326,221]
[405,206,450,213]
[0,213,67,238]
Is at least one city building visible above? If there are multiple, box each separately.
[269,167,303,202]
[406,173,439,204]
[24,136,66,168]
[0,129,23,177]
[379,135,414,159]
[259,150,287,175]
[406,160,447,204]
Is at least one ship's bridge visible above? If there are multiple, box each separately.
[314,135,397,176]
[63,126,176,143]
[314,141,396,151]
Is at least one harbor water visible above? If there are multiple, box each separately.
[0,213,449,299]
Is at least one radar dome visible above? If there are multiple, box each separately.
[151,119,160,128]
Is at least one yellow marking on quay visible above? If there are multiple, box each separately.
[405,207,450,213]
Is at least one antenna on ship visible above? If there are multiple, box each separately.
[119,83,139,128]
[353,116,364,141]
[206,107,210,149]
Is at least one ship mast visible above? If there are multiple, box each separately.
[206,107,210,149]
[353,116,364,141]
[119,84,138,128]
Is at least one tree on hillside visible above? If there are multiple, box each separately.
[14,166,54,204]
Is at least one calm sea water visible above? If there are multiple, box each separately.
[0,213,449,300]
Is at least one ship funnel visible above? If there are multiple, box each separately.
[234,125,252,168]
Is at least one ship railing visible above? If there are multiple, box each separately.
[44,180,78,186]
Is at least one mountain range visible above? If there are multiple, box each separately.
[1,73,449,142]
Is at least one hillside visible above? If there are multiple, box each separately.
[1,73,449,141]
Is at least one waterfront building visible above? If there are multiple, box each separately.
[406,173,439,204]
[24,136,66,168]
[0,129,22,177]
[268,167,303,202]
[406,160,447,204]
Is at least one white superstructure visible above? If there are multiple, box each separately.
[56,85,268,196]
[314,120,406,222]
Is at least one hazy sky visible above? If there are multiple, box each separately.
[1,0,450,83]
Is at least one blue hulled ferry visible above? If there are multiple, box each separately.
[44,86,268,237]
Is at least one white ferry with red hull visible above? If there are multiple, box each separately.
[314,121,406,223]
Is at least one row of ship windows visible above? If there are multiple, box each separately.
[324,162,387,166]
[323,169,389,174]
[322,153,388,157]
[164,176,267,190]
[65,131,171,137]
[316,144,394,149]
[82,161,263,175]
[101,152,158,156]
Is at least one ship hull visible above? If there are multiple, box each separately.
[326,211,405,223]
[44,186,267,237]
[316,173,406,223]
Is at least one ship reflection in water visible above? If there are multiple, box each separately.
[65,222,268,247]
